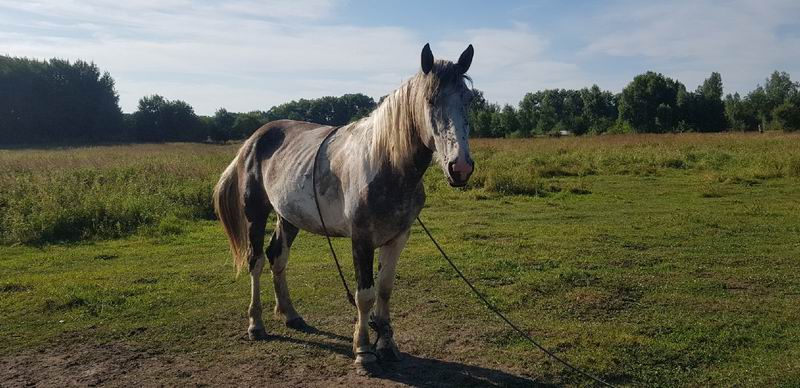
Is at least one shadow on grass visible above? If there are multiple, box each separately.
[263,322,546,387]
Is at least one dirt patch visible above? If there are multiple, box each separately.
[1,333,541,387]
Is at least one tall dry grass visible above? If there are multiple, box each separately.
[2,132,799,244]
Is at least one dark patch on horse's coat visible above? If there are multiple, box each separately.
[266,218,299,265]
[350,142,432,291]
[353,144,432,246]
[253,123,287,161]
[242,127,280,270]
[316,138,343,200]
[243,166,269,271]
[351,234,376,290]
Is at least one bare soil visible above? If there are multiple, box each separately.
[1,330,541,387]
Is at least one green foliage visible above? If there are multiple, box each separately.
[0,145,218,244]
[618,72,686,133]
[208,108,237,142]
[232,111,268,139]
[497,104,521,136]
[725,71,799,132]
[132,95,204,142]
[724,93,759,131]
[772,101,800,131]
[3,54,799,143]
[684,72,728,132]
[0,56,124,145]
[265,93,376,126]
[472,86,617,138]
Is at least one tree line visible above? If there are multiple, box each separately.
[0,56,124,144]
[469,71,800,137]
[126,93,377,143]
[1,55,799,145]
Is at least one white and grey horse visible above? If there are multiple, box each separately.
[213,43,475,368]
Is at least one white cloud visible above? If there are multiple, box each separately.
[1,0,568,113]
[0,0,428,113]
[438,25,587,104]
[3,1,797,114]
[581,0,800,93]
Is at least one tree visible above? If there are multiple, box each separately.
[232,111,267,138]
[678,72,727,132]
[618,72,685,133]
[498,104,521,136]
[724,93,759,131]
[209,108,237,142]
[0,56,124,145]
[764,71,798,116]
[696,72,727,132]
[772,101,800,131]
[467,89,500,138]
[132,95,202,141]
[265,93,376,125]
[579,85,617,134]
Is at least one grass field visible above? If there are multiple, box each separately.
[1,132,800,386]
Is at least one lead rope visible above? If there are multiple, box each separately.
[415,217,617,387]
[312,127,614,386]
[311,126,356,307]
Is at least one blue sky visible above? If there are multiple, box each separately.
[2,0,799,115]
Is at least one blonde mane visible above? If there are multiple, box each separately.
[363,60,466,171]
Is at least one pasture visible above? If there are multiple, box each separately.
[1,132,799,386]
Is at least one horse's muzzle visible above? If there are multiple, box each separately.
[447,158,474,187]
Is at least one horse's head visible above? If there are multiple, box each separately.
[418,43,475,187]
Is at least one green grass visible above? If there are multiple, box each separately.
[2,132,800,386]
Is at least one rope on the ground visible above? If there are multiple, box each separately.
[416,216,617,388]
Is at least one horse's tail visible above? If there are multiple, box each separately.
[213,145,250,274]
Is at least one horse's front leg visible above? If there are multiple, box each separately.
[371,229,409,361]
[351,234,377,368]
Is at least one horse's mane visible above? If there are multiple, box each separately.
[364,60,469,171]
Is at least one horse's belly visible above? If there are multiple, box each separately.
[266,174,351,238]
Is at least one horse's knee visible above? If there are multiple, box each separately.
[266,232,283,268]
[378,286,392,303]
[356,286,376,309]
[249,254,266,274]
[267,218,299,270]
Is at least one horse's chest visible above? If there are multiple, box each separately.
[355,173,425,245]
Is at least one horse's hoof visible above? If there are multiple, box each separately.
[248,327,268,341]
[285,317,307,331]
[354,353,380,376]
[377,345,402,362]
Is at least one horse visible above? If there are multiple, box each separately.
[213,43,476,369]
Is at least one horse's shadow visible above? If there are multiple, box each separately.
[262,323,549,387]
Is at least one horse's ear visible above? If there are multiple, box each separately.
[421,43,434,75]
[457,44,474,74]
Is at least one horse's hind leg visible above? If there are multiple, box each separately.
[244,179,270,340]
[267,217,304,329]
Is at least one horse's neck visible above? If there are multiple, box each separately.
[365,104,432,182]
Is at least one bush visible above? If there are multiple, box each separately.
[0,144,222,245]
[772,102,800,131]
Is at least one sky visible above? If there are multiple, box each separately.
[2,0,799,115]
